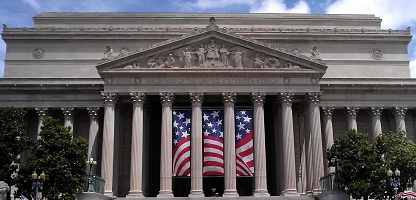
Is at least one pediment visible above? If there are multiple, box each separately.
[96,26,327,75]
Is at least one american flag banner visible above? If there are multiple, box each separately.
[235,109,254,176]
[203,110,225,176]
[172,110,191,176]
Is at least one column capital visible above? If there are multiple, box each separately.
[321,107,334,118]
[251,92,266,106]
[346,107,359,118]
[101,92,118,105]
[189,92,204,106]
[370,107,383,117]
[87,107,100,119]
[222,92,236,106]
[306,92,322,105]
[61,107,74,117]
[278,92,294,105]
[393,107,407,118]
[130,92,146,105]
[160,92,175,106]
[35,107,49,117]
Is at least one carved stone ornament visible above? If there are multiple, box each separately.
[102,45,114,61]
[119,47,131,57]
[206,17,219,30]
[310,46,320,59]
[32,47,44,59]
[372,49,383,60]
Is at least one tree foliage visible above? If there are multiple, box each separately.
[328,130,416,199]
[0,107,32,186]
[15,117,88,200]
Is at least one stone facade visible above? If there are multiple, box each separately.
[0,13,414,198]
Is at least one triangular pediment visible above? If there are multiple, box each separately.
[96,28,327,74]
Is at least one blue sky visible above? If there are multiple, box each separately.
[0,0,415,77]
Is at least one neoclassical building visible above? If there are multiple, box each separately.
[0,13,414,198]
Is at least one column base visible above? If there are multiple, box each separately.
[104,191,113,197]
[312,188,322,193]
[157,190,174,198]
[223,189,239,197]
[188,190,204,197]
[126,190,144,198]
[253,189,270,197]
[282,189,299,196]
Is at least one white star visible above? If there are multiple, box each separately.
[184,118,191,126]
[203,113,209,121]
[219,131,224,138]
[173,111,177,115]
[173,121,179,128]
[182,130,189,138]
[245,129,250,134]
[212,128,217,133]
[174,139,178,145]
[235,115,241,120]
[240,110,246,115]
[207,122,213,127]
[216,119,222,126]
[177,112,185,119]
[243,115,252,123]
[211,111,220,118]
[204,129,210,136]
[175,131,179,135]
[236,133,242,140]
[179,126,184,130]
[237,122,245,130]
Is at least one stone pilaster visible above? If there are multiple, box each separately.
[346,107,359,131]
[222,92,239,197]
[306,92,324,193]
[35,107,49,138]
[278,92,297,195]
[61,107,74,132]
[393,107,407,133]
[128,92,146,198]
[321,107,334,174]
[101,92,117,197]
[189,92,204,197]
[370,107,383,140]
[158,92,175,198]
[87,107,100,160]
[251,92,270,197]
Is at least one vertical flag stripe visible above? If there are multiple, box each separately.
[172,110,191,176]
[235,109,255,176]
[203,110,225,176]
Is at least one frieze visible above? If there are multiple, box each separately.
[141,77,282,85]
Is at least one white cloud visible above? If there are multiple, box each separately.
[185,0,256,9]
[22,0,41,11]
[250,0,310,13]
[410,60,416,78]
[326,0,416,29]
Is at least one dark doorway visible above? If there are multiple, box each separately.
[237,176,254,196]
[173,177,190,197]
[203,177,224,197]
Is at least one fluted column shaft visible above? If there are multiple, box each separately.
[87,107,100,160]
[279,92,297,195]
[304,104,313,193]
[222,92,239,197]
[346,107,359,131]
[307,92,324,193]
[62,107,74,132]
[101,92,117,196]
[189,92,204,197]
[158,92,175,198]
[394,107,407,133]
[128,93,146,198]
[251,92,270,197]
[370,107,383,140]
[35,107,49,139]
[321,107,334,174]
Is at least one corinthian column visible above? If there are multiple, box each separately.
[346,107,359,131]
[278,92,297,195]
[87,107,100,160]
[370,107,383,140]
[251,92,270,197]
[189,92,204,197]
[393,107,407,133]
[61,107,74,132]
[35,107,49,138]
[222,92,239,197]
[101,92,117,196]
[321,107,334,174]
[307,92,324,193]
[128,92,146,198]
[158,92,175,198]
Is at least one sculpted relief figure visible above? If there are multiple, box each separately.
[310,46,320,59]
[182,48,193,68]
[102,45,113,60]
[234,49,244,68]
[285,61,301,70]
[255,54,265,68]
[206,40,219,60]
[219,44,230,66]
[196,44,206,67]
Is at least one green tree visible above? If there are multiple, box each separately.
[0,107,32,200]
[327,130,385,199]
[15,117,88,200]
